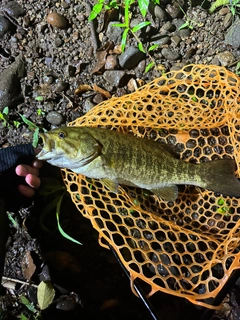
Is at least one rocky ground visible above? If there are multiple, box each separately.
[0,0,240,319]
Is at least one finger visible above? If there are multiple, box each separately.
[15,164,39,177]
[25,174,41,189]
[18,185,35,198]
[32,159,43,169]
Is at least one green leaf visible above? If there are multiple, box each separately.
[112,22,127,28]
[138,42,146,53]
[2,107,9,115]
[132,21,151,32]
[56,193,82,245]
[32,127,39,148]
[13,121,21,128]
[20,296,37,313]
[145,61,155,73]
[217,198,225,205]
[35,96,44,101]
[178,22,189,30]
[88,1,104,21]
[7,212,19,229]
[148,44,159,51]
[121,28,129,52]
[18,314,28,320]
[209,0,229,12]
[37,281,55,310]
[18,114,38,130]
[138,0,149,17]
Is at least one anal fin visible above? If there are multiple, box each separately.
[151,185,178,201]
[101,178,119,193]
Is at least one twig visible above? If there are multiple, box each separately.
[2,276,38,288]
[86,2,99,53]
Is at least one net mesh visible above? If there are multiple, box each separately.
[61,64,240,309]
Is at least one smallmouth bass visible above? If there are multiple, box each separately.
[37,127,240,201]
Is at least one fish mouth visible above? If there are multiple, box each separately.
[37,133,56,160]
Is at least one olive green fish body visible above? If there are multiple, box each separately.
[37,127,240,201]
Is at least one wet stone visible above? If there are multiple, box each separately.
[1,1,25,18]
[154,5,167,20]
[161,48,180,60]
[46,111,64,125]
[0,54,25,110]
[0,16,14,37]
[160,21,175,33]
[106,21,123,43]
[103,70,126,87]
[223,12,232,29]
[119,46,145,69]
[55,81,69,92]
[216,51,235,66]
[105,55,118,70]
[151,35,170,46]
[225,18,240,49]
[171,35,181,46]
[177,29,191,38]
[93,93,104,104]
[83,99,95,113]
[166,3,182,18]
[46,12,69,29]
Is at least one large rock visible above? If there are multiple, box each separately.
[0,54,25,110]
[225,17,240,49]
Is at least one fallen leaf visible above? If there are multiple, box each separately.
[21,251,36,281]
[91,42,114,75]
[37,281,55,310]
[93,84,111,99]
[74,84,92,95]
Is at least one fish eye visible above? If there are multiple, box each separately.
[58,132,66,139]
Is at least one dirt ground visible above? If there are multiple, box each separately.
[0,0,240,319]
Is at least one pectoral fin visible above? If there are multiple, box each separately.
[151,185,178,201]
[101,178,119,193]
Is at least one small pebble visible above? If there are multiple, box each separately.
[216,51,235,66]
[151,35,170,46]
[83,99,95,113]
[0,16,14,37]
[46,12,69,29]
[103,70,126,87]
[55,81,69,92]
[219,7,229,15]
[154,5,167,20]
[46,111,64,125]
[105,55,118,70]
[2,1,25,18]
[106,21,123,43]
[223,12,233,29]
[225,18,240,49]
[44,103,54,112]
[64,65,76,77]
[119,46,145,69]
[161,47,180,60]
[93,93,104,104]
[171,35,181,46]
[43,75,54,85]
[166,3,181,18]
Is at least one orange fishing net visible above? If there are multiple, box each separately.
[61,64,240,309]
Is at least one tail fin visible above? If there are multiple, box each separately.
[201,159,240,198]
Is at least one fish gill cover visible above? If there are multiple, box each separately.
[60,64,240,309]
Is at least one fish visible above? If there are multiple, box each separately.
[37,126,240,201]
